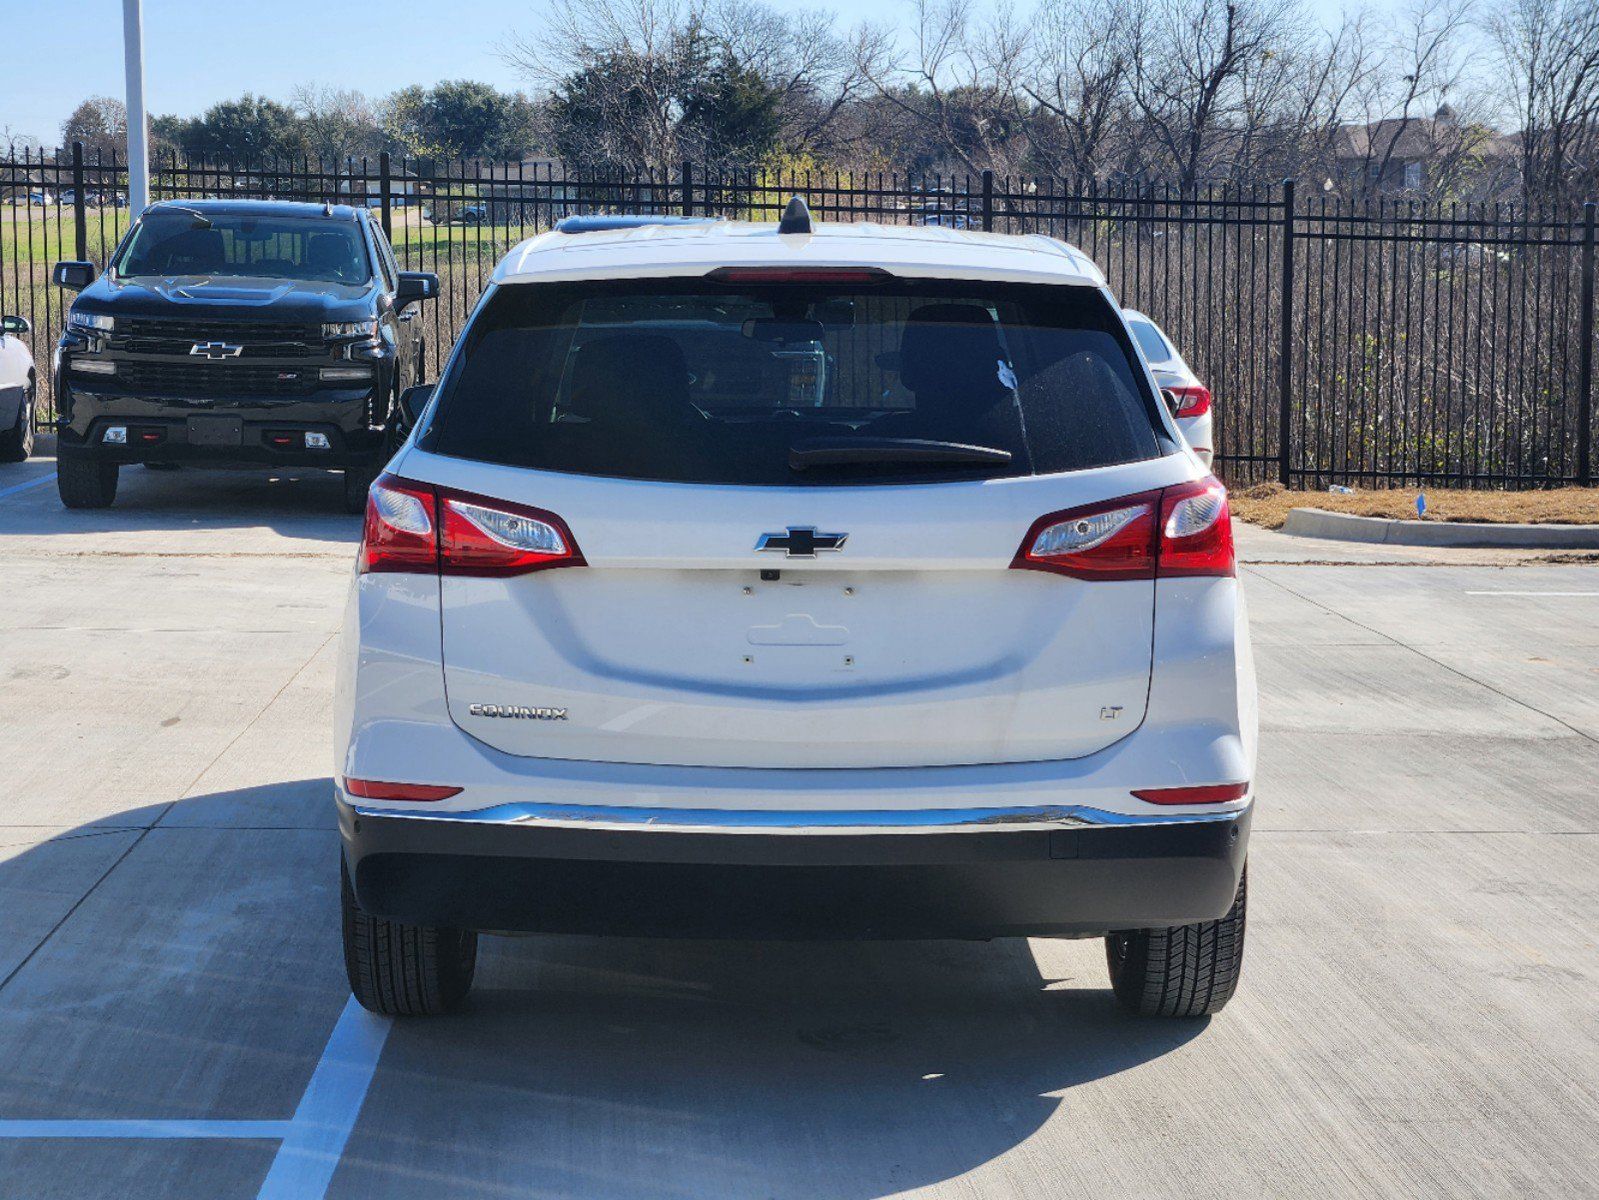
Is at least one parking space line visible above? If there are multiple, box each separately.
[0,473,54,501]
[255,997,392,1200]
[0,1119,292,1139]
[1465,591,1599,597]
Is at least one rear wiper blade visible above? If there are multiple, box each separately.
[789,437,1014,470]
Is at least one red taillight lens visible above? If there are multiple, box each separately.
[359,475,585,578]
[344,777,462,802]
[1012,492,1160,580]
[1131,782,1249,805]
[1168,385,1212,416]
[360,474,438,574]
[1157,478,1234,578]
[437,487,585,577]
[1013,477,1233,581]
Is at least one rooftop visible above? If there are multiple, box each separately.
[493,218,1106,288]
[147,198,364,221]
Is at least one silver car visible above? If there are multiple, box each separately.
[1124,310,1212,468]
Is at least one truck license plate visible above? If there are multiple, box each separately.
[187,416,244,447]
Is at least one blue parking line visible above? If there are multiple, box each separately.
[0,1119,292,1139]
[0,473,55,500]
[255,997,392,1199]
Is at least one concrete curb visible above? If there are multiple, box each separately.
[1280,507,1599,549]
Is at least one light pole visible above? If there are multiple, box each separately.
[123,0,149,213]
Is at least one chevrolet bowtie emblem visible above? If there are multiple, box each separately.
[189,341,244,359]
[756,526,848,557]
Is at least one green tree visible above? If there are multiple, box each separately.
[380,81,538,161]
[180,94,305,162]
[61,97,127,159]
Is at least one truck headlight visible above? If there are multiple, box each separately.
[71,359,117,375]
[319,366,373,382]
[67,312,114,334]
[322,320,378,340]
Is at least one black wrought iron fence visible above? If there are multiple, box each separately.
[3,144,1595,488]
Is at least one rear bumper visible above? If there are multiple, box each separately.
[339,799,1250,939]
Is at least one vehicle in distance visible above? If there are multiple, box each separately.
[1123,309,1213,468]
[335,202,1256,1019]
[51,199,438,511]
[0,314,38,462]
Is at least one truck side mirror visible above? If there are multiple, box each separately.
[398,384,435,429]
[395,272,439,309]
[1,315,30,336]
[1161,388,1181,416]
[53,261,98,291]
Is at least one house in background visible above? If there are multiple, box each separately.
[1329,109,1516,197]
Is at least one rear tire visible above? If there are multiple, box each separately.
[0,381,34,462]
[341,854,477,1016]
[1106,866,1246,1017]
[57,457,118,509]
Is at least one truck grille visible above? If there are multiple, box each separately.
[116,361,320,396]
[117,316,322,359]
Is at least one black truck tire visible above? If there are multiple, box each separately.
[342,465,376,514]
[0,381,34,462]
[57,457,119,509]
[342,855,477,1016]
[1106,866,1246,1017]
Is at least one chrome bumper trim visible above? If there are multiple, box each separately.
[347,798,1247,834]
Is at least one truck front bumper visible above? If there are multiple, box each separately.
[339,799,1250,940]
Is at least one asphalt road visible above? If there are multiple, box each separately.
[1,454,1597,1199]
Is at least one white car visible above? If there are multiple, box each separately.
[1123,309,1213,468]
[0,315,37,462]
[334,201,1256,1018]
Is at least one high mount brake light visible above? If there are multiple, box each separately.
[359,474,585,578]
[1167,385,1212,417]
[705,267,890,285]
[1131,782,1249,805]
[1013,477,1234,580]
[344,778,462,802]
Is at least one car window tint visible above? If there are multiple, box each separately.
[425,278,1163,486]
[115,213,372,285]
[1128,318,1174,364]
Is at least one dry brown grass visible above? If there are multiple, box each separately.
[1229,482,1599,529]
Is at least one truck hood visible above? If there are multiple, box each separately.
[74,274,376,324]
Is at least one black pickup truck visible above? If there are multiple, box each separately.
[52,199,438,511]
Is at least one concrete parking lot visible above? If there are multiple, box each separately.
[2,449,1598,1199]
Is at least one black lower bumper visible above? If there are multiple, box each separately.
[340,804,1251,939]
[59,415,384,469]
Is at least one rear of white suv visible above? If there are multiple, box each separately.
[334,211,1256,1019]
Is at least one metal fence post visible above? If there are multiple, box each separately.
[682,161,694,217]
[71,142,87,261]
[982,169,994,231]
[1579,201,1596,487]
[1278,178,1296,486]
[379,150,392,239]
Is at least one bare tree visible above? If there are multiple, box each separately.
[290,84,382,163]
[1022,0,1138,179]
[1490,0,1599,205]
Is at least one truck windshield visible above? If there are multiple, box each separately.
[114,211,372,285]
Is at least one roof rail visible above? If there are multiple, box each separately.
[554,214,716,234]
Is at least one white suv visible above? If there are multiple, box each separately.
[334,202,1256,1019]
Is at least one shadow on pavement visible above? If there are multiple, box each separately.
[0,781,1207,1200]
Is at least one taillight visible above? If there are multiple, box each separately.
[358,474,585,577]
[360,474,437,574]
[1157,478,1234,578]
[1012,493,1159,580]
[705,266,890,285]
[1167,385,1212,417]
[437,488,585,576]
[1131,782,1249,805]
[344,777,462,802]
[1013,477,1233,580]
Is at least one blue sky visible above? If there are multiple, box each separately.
[3,0,1353,148]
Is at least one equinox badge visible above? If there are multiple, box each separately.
[469,703,568,721]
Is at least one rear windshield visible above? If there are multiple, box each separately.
[114,211,372,285]
[423,278,1164,485]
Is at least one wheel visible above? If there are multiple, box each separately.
[57,457,119,509]
[341,854,476,1016]
[0,380,34,462]
[1106,866,1246,1017]
[342,463,378,513]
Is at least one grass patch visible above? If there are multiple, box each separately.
[1231,483,1599,529]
